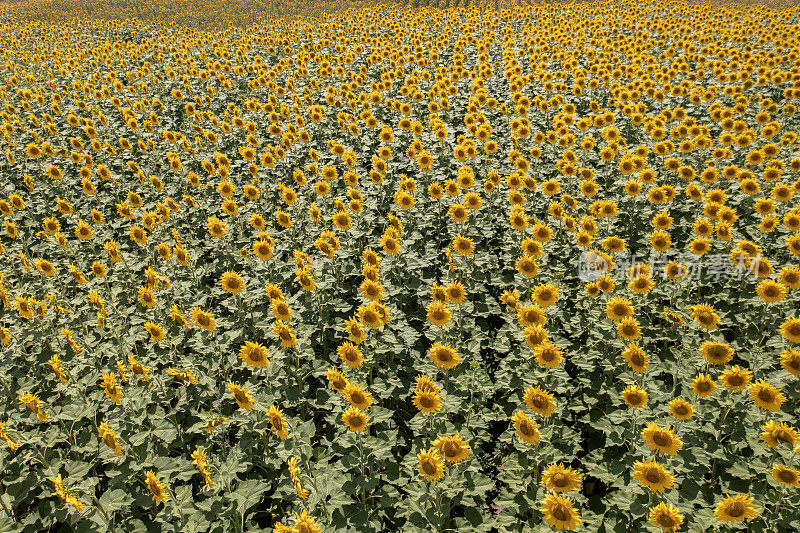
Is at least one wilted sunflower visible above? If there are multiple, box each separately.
[748,380,786,412]
[633,459,675,493]
[541,463,582,492]
[432,434,472,463]
[539,493,581,530]
[713,493,759,523]
[512,410,541,444]
[648,502,684,532]
[417,448,444,482]
[642,422,683,455]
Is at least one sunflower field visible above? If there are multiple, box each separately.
[1,0,800,531]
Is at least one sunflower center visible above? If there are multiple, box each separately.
[778,470,794,483]
[728,502,745,517]
[519,421,535,436]
[657,514,675,527]
[422,461,436,476]
[758,389,774,403]
[645,468,662,484]
[728,374,744,387]
[653,432,669,447]
[420,395,434,408]
[674,405,688,416]
[551,504,569,522]
[442,442,458,458]
[532,396,545,409]
[697,381,711,392]
[552,473,569,487]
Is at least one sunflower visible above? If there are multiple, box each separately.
[512,410,541,444]
[138,286,156,308]
[273,321,297,348]
[337,342,363,369]
[622,344,648,373]
[266,405,289,440]
[517,304,546,327]
[756,279,787,303]
[642,422,683,455]
[344,316,366,344]
[144,321,165,343]
[760,420,799,448]
[534,342,563,369]
[227,382,254,411]
[617,317,641,340]
[239,341,270,369]
[780,317,800,343]
[207,216,227,237]
[191,307,216,332]
[145,471,169,503]
[429,343,460,370]
[341,406,369,432]
[628,275,655,294]
[541,463,582,492]
[417,448,444,482]
[780,349,800,377]
[533,283,559,307]
[452,234,475,256]
[515,254,538,277]
[690,304,720,330]
[713,493,759,523]
[699,341,733,365]
[719,365,752,391]
[621,385,648,409]
[772,464,800,486]
[426,301,451,327]
[445,280,466,304]
[539,493,581,530]
[748,380,786,412]
[633,459,675,493]
[100,372,123,404]
[343,383,373,410]
[648,502,684,532]
[220,271,245,295]
[668,398,694,420]
[413,389,442,414]
[432,434,472,463]
[271,299,292,321]
[606,297,634,322]
[691,373,717,397]
[524,386,557,417]
[326,368,349,393]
